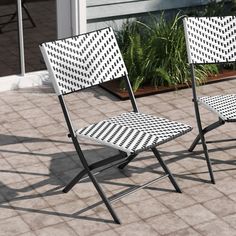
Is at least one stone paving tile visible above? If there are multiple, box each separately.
[203,196,236,217]
[175,204,217,226]
[170,171,203,190]
[229,192,236,202]
[28,146,66,162]
[91,229,119,236]
[3,119,34,132]
[0,204,18,220]
[98,205,141,226]
[0,142,31,158]
[195,165,230,183]
[5,154,41,168]
[214,177,236,195]
[0,111,22,124]
[193,219,236,236]
[161,109,191,121]
[223,213,236,230]
[184,184,223,203]
[150,103,175,114]
[0,104,14,114]
[19,232,37,236]
[127,197,170,219]
[70,180,102,199]
[15,162,50,182]
[27,115,58,128]
[53,199,95,221]
[166,227,202,236]
[1,184,50,214]
[0,163,25,186]
[0,215,31,236]
[67,215,111,236]
[146,212,188,235]
[10,128,44,142]
[34,222,78,236]
[119,187,153,205]
[114,221,159,236]
[37,123,67,137]
[11,100,36,112]
[17,108,48,120]
[42,187,79,207]
[20,207,64,230]
[0,80,236,236]
[156,192,196,211]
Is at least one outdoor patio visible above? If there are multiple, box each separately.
[0,79,236,236]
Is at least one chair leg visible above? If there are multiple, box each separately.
[64,165,121,223]
[189,119,224,184]
[198,132,215,184]
[87,170,121,224]
[189,134,201,152]
[151,147,182,193]
[73,142,121,223]
[63,169,87,193]
[58,95,120,223]
[189,119,225,152]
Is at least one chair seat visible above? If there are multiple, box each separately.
[198,94,236,121]
[77,112,192,154]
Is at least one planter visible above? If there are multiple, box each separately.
[100,70,236,100]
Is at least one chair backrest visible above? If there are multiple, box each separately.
[183,16,236,64]
[40,27,128,95]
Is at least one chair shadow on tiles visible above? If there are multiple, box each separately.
[0,136,235,223]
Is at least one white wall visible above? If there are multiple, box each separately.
[87,0,205,20]
[57,0,212,37]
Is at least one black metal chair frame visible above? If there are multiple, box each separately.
[39,27,192,224]
[183,16,236,184]
[57,75,181,224]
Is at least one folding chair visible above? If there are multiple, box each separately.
[40,27,192,224]
[183,16,236,184]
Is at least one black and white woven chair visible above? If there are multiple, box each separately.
[183,16,236,184]
[40,27,192,224]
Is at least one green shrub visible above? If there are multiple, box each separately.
[116,12,218,92]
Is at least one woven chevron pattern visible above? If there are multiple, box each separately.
[77,112,192,154]
[198,95,236,121]
[41,27,127,95]
[184,16,236,64]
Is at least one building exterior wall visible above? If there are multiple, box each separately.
[87,0,208,21]
[57,0,212,37]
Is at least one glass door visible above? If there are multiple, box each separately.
[0,0,57,77]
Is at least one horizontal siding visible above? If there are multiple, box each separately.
[87,0,210,21]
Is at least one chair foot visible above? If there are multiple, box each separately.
[87,171,121,224]
[114,218,121,224]
[176,187,182,193]
[201,138,216,184]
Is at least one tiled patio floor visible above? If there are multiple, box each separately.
[0,79,236,236]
